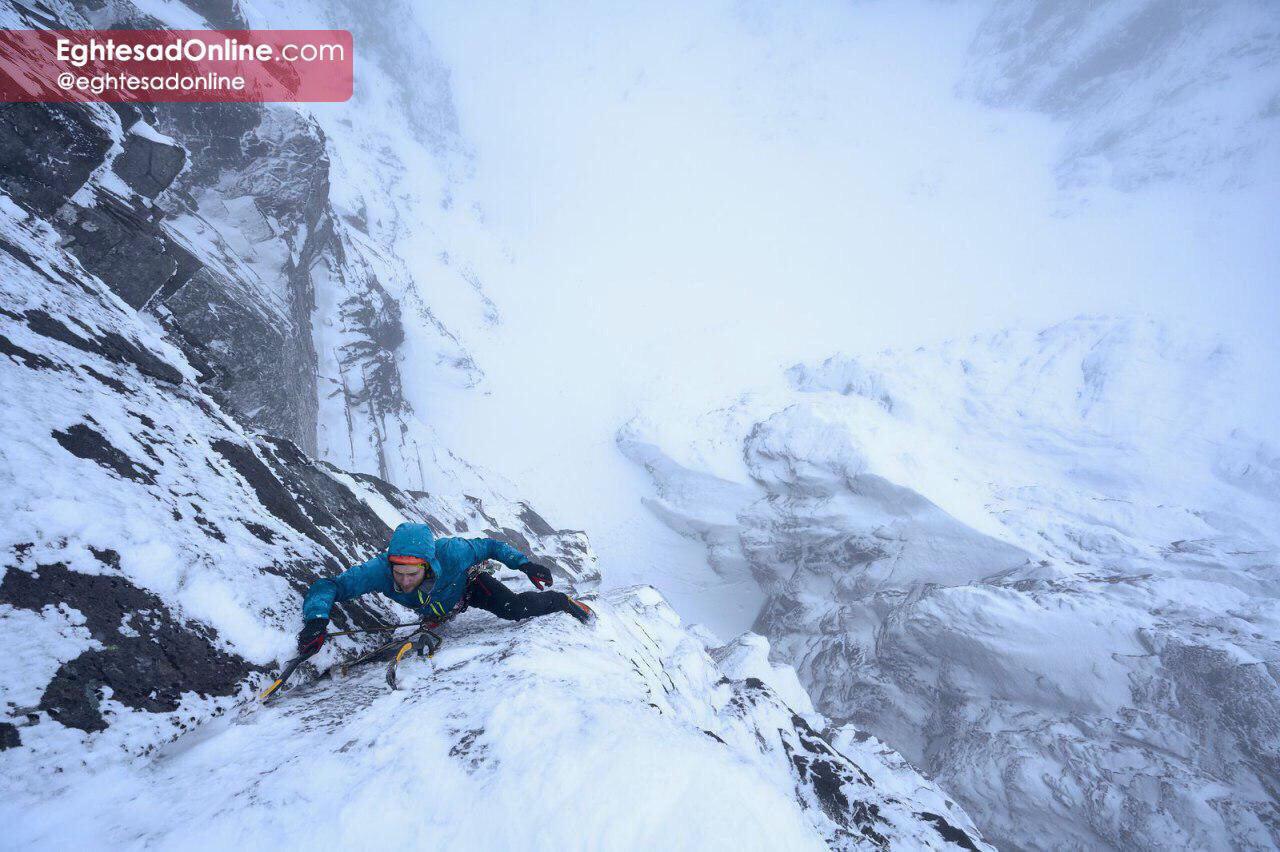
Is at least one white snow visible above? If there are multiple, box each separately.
[1,588,990,851]
[710,633,819,726]
[0,604,95,710]
[323,468,410,530]
[126,120,178,148]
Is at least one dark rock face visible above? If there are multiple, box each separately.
[112,127,186,199]
[0,25,327,455]
[0,331,62,371]
[22,308,184,384]
[0,562,259,732]
[915,812,981,852]
[57,191,189,310]
[151,106,329,452]
[151,103,261,188]
[160,258,314,447]
[258,437,398,558]
[0,103,113,216]
[52,422,159,485]
[211,437,342,552]
[517,502,558,537]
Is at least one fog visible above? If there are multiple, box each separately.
[393,0,1277,576]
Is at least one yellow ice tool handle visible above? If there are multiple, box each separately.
[259,654,307,702]
[394,641,415,664]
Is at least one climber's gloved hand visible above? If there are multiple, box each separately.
[521,562,554,590]
[297,617,330,656]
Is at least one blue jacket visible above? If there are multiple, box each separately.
[302,523,530,622]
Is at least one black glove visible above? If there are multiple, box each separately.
[297,617,329,656]
[521,562,554,590]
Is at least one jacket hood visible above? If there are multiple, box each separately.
[387,523,437,563]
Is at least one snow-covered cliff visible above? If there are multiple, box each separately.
[0,165,594,743]
[622,318,1280,849]
[0,3,998,847]
[2,0,502,491]
[0,181,989,846]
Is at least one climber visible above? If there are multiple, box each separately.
[296,522,594,656]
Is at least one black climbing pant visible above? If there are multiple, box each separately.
[465,572,572,621]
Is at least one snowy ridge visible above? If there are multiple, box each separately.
[4,586,990,851]
[623,317,1280,849]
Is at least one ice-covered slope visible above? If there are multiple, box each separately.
[622,317,1280,849]
[4,586,990,851]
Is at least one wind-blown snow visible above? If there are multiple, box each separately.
[962,0,1280,193]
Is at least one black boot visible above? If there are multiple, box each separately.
[562,595,595,625]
